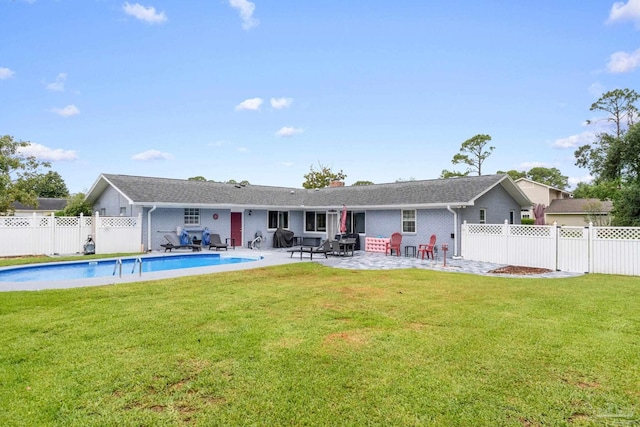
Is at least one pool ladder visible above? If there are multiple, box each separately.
[112,258,142,278]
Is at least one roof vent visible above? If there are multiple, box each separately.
[290,190,295,194]
[234,184,242,188]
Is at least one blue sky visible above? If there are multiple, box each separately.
[2,0,639,194]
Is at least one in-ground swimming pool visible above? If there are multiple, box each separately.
[0,253,260,283]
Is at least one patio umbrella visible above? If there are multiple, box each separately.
[533,203,545,225]
[340,205,347,234]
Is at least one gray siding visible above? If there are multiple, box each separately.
[93,186,129,216]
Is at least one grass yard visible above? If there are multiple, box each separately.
[0,262,638,426]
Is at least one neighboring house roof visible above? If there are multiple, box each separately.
[12,198,68,212]
[545,198,613,214]
[515,178,572,197]
[86,173,532,209]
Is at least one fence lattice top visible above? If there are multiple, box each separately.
[595,227,640,240]
[99,217,138,228]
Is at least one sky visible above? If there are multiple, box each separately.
[2,0,640,194]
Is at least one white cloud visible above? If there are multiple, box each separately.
[552,131,596,149]
[279,161,294,167]
[517,162,547,170]
[229,0,259,30]
[270,97,293,109]
[46,73,67,91]
[237,147,248,152]
[0,67,15,80]
[275,126,304,137]
[18,143,78,161]
[607,48,640,73]
[51,104,80,117]
[607,0,640,27]
[123,2,167,24]
[235,97,263,111]
[131,149,174,161]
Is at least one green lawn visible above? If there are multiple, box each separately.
[0,261,638,426]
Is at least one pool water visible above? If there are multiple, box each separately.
[0,254,259,283]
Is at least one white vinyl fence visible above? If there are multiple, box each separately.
[0,213,142,256]
[461,221,640,276]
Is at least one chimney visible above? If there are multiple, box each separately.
[329,180,345,188]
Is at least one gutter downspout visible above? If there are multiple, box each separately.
[147,205,157,252]
[446,205,462,258]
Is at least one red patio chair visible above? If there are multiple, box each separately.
[418,234,437,260]
[385,232,402,256]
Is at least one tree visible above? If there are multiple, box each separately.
[611,183,640,226]
[302,163,347,189]
[451,134,494,176]
[582,200,611,226]
[526,167,569,190]
[497,169,526,181]
[60,193,93,216]
[0,135,51,215]
[439,169,468,179]
[575,88,639,182]
[572,181,619,200]
[622,122,640,182]
[588,88,638,139]
[188,176,207,181]
[352,180,374,186]
[17,170,69,198]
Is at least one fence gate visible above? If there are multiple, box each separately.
[556,226,589,274]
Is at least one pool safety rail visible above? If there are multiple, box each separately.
[112,257,143,278]
[113,259,122,277]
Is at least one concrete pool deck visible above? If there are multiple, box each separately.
[0,248,582,292]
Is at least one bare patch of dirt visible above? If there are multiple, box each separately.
[488,265,553,275]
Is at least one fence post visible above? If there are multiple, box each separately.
[50,212,56,256]
[588,222,593,274]
[79,213,84,253]
[554,222,559,271]
[94,211,100,254]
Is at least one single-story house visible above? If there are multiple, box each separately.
[85,173,532,257]
[10,198,68,216]
[515,178,572,219]
[544,198,613,226]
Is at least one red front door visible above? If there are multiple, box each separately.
[231,212,242,248]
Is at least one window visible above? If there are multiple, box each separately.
[509,210,515,224]
[184,208,200,225]
[479,208,486,224]
[402,210,416,233]
[99,208,106,216]
[120,207,127,216]
[305,211,326,232]
[268,210,289,229]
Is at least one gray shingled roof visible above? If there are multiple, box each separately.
[86,173,531,209]
[546,198,613,214]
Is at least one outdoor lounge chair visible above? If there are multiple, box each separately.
[208,233,228,251]
[161,234,202,252]
[418,234,437,260]
[385,232,402,256]
[287,240,332,260]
